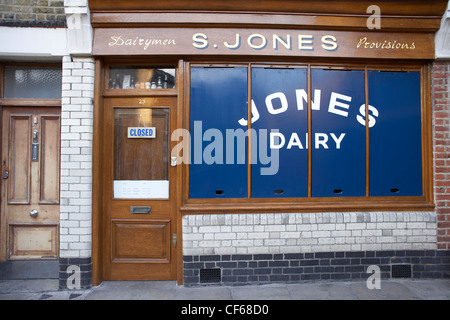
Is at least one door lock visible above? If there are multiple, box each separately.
[29,209,38,218]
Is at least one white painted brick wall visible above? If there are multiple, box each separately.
[182,212,437,255]
[60,55,94,258]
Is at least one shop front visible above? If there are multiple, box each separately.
[87,0,449,286]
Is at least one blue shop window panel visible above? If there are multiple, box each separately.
[369,71,422,197]
[189,67,248,198]
[251,68,308,198]
[311,69,366,197]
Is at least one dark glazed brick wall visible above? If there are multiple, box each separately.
[0,0,66,27]
[59,257,92,290]
[183,250,450,287]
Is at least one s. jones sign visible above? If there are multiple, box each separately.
[93,28,434,59]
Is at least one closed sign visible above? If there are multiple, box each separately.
[127,127,156,138]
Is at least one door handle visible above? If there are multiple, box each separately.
[29,209,38,217]
[2,170,8,179]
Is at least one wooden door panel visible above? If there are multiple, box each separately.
[108,260,175,281]
[8,224,58,259]
[39,115,60,204]
[8,115,31,204]
[112,219,170,262]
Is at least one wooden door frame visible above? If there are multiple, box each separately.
[92,58,185,285]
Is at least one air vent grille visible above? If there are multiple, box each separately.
[392,264,412,278]
[200,268,221,283]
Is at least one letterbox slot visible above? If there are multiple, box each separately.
[130,206,151,214]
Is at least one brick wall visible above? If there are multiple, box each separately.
[183,250,450,286]
[181,60,450,286]
[60,55,94,259]
[0,0,66,27]
[59,55,94,289]
[182,211,445,286]
[433,60,450,250]
[182,212,437,256]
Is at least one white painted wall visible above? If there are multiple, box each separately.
[0,26,68,58]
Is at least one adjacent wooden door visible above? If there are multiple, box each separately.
[102,97,178,280]
[1,107,60,260]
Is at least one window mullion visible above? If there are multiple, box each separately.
[247,63,252,198]
[307,64,312,198]
[365,66,370,197]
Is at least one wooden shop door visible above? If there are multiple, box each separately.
[1,107,60,261]
[102,97,178,280]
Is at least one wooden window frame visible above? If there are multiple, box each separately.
[102,61,179,98]
[180,59,434,214]
[0,62,62,103]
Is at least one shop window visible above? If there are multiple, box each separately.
[251,67,308,198]
[368,71,422,197]
[311,69,366,197]
[4,66,62,98]
[189,67,248,198]
[187,64,430,209]
[113,108,170,199]
[108,66,175,90]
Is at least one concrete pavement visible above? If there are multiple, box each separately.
[0,278,449,300]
